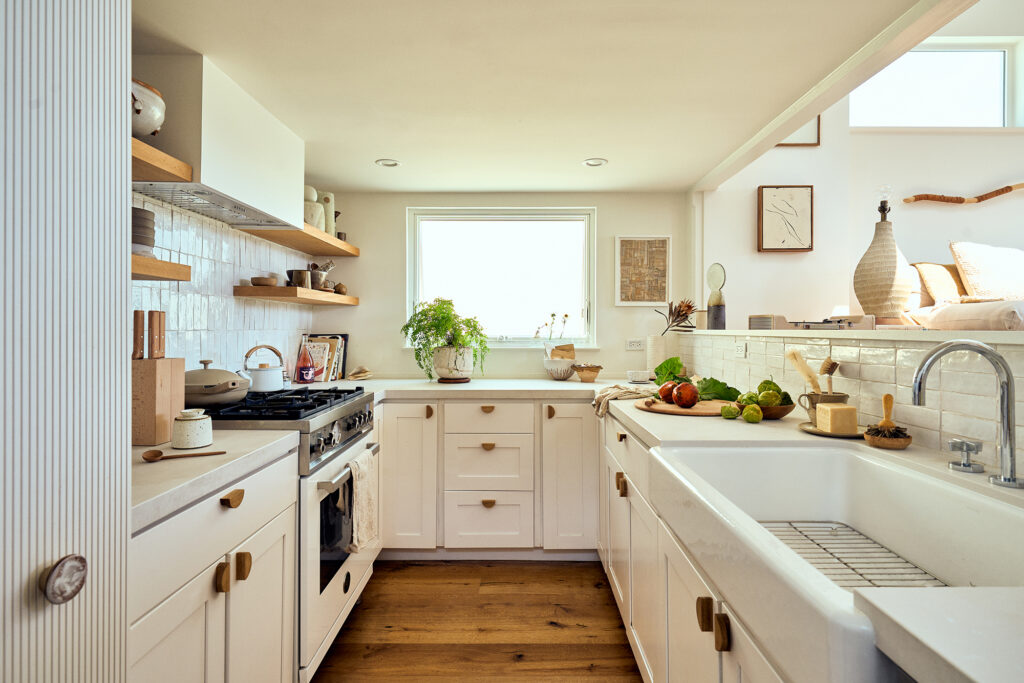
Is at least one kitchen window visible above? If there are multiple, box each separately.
[407,208,596,347]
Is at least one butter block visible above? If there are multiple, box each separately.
[817,403,858,434]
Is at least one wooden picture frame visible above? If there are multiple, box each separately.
[776,115,821,147]
[614,235,671,306]
[757,185,813,252]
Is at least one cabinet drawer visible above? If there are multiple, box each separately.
[604,417,649,496]
[444,491,535,548]
[445,401,534,434]
[444,433,534,491]
[129,452,297,623]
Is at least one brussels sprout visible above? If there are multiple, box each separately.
[742,404,763,423]
[757,390,781,407]
[736,391,759,406]
[757,378,782,395]
[780,391,794,406]
[721,404,741,420]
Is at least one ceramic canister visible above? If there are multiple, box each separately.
[171,409,213,449]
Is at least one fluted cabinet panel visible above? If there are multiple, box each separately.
[2,1,130,681]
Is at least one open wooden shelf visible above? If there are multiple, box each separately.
[131,254,192,281]
[239,223,360,257]
[233,285,359,306]
[132,137,193,182]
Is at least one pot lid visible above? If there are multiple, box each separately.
[185,360,249,389]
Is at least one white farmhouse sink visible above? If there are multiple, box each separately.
[649,443,1024,683]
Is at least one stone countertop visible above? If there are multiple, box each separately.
[313,377,620,399]
[131,430,298,535]
[854,587,1024,683]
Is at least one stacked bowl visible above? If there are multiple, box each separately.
[132,207,155,255]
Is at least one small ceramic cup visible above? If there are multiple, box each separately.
[626,370,650,383]
[171,409,213,449]
[798,392,850,426]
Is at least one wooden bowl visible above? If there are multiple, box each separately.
[759,403,796,420]
[251,276,278,287]
[864,433,912,450]
[572,364,603,383]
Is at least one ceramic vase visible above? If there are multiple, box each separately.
[853,220,915,321]
[432,346,474,380]
[646,335,666,375]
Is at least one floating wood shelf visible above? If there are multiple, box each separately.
[131,138,193,182]
[233,285,359,306]
[131,254,192,281]
[239,223,360,257]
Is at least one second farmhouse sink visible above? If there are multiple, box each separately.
[649,443,1024,683]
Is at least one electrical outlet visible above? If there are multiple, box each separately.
[626,338,644,351]
[734,342,747,358]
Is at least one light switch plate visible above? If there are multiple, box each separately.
[734,343,747,358]
[626,338,644,351]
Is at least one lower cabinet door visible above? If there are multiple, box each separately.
[541,402,598,549]
[659,521,720,683]
[605,450,630,613]
[628,479,664,683]
[381,402,438,548]
[227,505,296,683]
[719,604,784,683]
[128,560,227,683]
[444,490,534,548]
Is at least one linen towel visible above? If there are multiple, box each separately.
[346,447,379,553]
[593,384,657,417]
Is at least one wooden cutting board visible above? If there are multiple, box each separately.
[634,398,732,416]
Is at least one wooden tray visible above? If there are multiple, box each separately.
[634,398,732,417]
[798,422,865,439]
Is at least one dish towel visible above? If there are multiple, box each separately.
[346,447,379,553]
[593,384,658,417]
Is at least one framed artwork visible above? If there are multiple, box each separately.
[615,235,670,306]
[757,185,813,252]
[776,115,821,147]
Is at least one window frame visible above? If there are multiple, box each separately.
[406,206,598,349]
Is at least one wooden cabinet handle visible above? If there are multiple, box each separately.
[236,552,253,581]
[220,489,244,508]
[695,597,714,632]
[214,562,231,593]
[713,613,731,652]
[480,405,495,414]
[547,405,556,419]
[481,499,496,508]
[618,477,628,498]
[481,442,496,451]
[617,432,627,443]
[615,471,624,488]
[425,405,434,419]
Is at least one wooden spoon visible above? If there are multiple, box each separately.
[878,393,896,430]
[142,449,227,462]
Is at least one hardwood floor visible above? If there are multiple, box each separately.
[313,561,642,681]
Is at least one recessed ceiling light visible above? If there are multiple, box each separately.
[375,158,400,167]
[582,158,607,167]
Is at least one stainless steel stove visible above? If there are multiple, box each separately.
[205,387,374,475]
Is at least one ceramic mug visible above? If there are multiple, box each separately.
[627,370,649,383]
[798,392,850,426]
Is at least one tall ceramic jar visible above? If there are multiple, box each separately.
[853,201,915,323]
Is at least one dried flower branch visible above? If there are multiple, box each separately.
[655,299,696,335]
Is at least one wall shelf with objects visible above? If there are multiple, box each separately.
[233,285,359,306]
[131,137,193,182]
[239,223,360,257]
[131,254,191,281]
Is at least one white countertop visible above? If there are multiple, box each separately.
[314,377,617,399]
[854,588,1024,683]
[131,429,298,534]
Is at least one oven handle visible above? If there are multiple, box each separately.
[316,442,378,496]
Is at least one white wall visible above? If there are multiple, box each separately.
[312,192,692,378]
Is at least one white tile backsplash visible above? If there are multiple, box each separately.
[132,193,312,373]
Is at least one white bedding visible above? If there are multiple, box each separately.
[908,299,1024,331]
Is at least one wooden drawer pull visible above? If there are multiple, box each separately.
[220,489,244,508]
[480,405,495,414]
[481,442,496,451]
[214,562,231,593]
[236,552,253,581]
[425,405,434,419]
[713,613,731,652]
[547,405,555,419]
[695,596,714,632]
[481,499,496,508]
[615,471,624,487]
[618,477,628,498]
[617,432,627,443]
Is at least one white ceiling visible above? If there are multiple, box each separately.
[133,0,930,193]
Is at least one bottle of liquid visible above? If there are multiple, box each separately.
[295,335,316,384]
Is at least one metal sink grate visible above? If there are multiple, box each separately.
[762,522,946,590]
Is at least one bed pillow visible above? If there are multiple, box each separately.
[905,267,934,309]
[913,263,965,304]
[949,241,1024,299]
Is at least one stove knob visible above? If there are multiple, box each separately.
[316,434,328,454]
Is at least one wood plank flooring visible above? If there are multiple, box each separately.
[313,561,641,681]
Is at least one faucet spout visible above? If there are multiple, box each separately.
[912,340,1019,488]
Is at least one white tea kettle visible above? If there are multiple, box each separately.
[239,345,286,392]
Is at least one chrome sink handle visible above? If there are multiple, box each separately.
[913,340,1019,488]
[947,438,985,474]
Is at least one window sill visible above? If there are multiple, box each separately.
[850,126,1024,135]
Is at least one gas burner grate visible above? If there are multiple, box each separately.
[762,521,946,591]
[206,387,364,420]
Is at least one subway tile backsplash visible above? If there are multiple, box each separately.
[678,333,1024,467]
[132,193,312,373]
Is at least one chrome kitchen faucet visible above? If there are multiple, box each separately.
[912,339,1021,489]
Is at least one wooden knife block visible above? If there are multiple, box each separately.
[132,358,184,445]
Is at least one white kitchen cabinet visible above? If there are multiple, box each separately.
[605,449,631,613]
[443,490,535,548]
[598,428,609,569]
[444,433,534,491]
[627,475,664,683]
[541,403,598,549]
[128,560,227,683]
[659,521,720,683]
[718,603,784,683]
[381,402,438,548]
[227,505,296,683]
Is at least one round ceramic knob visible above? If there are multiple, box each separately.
[39,554,87,604]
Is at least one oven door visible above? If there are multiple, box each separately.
[299,434,379,674]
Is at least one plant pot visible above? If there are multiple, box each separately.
[432,346,474,380]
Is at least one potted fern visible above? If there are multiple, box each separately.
[401,298,489,382]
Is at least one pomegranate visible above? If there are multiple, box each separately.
[657,381,678,402]
[672,382,700,408]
